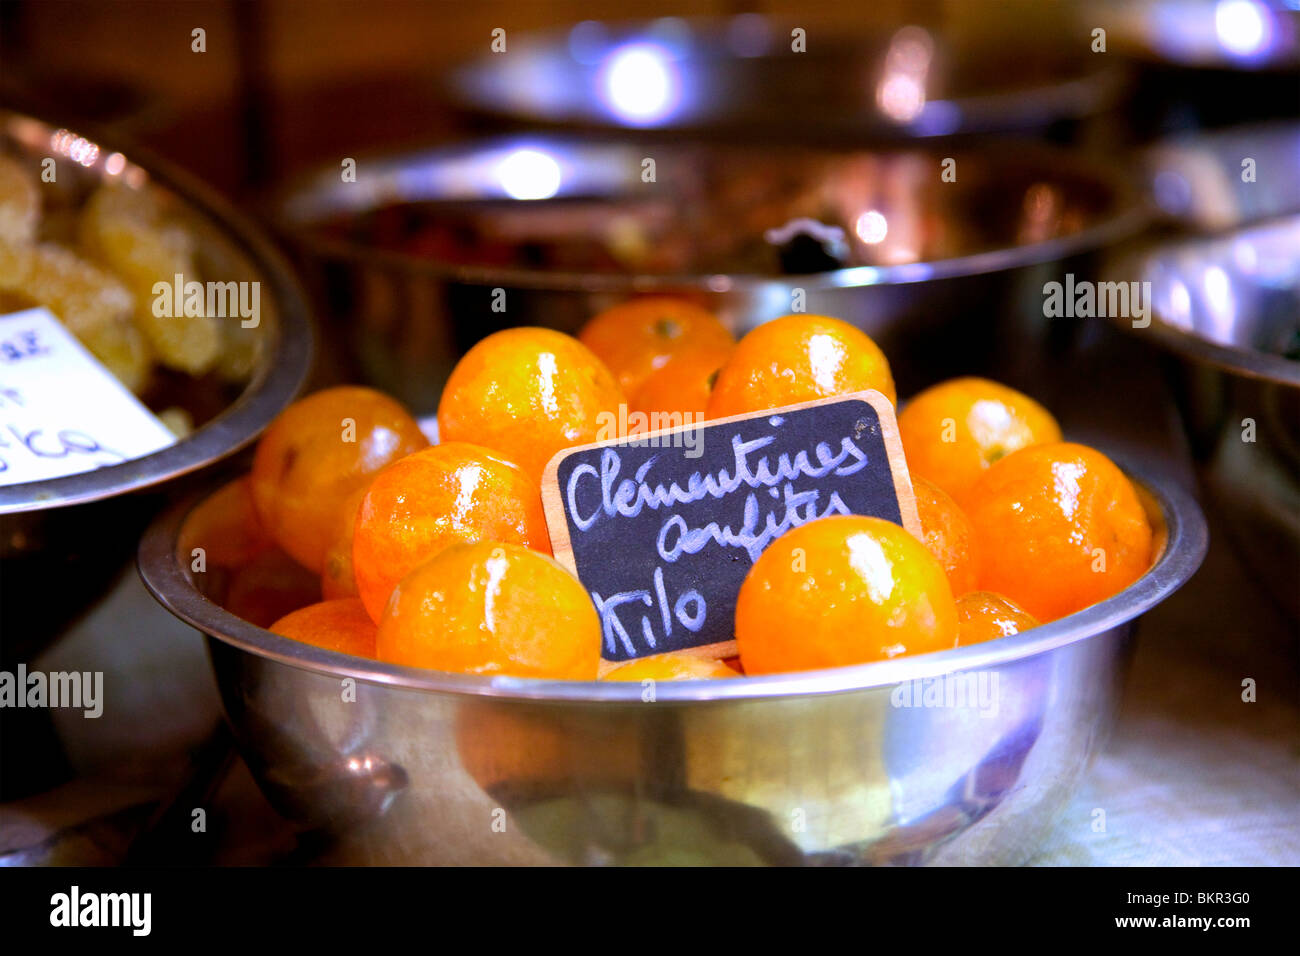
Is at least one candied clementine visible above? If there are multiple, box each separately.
[224,547,321,629]
[270,598,377,658]
[376,542,600,679]
[964,442,1154,622]
[601,654,740,682]
[249,386,429,573]
[321,486,367,601]
[955,591,1039,646]
[179,477,272,568]
[706,314,895,418]
[352,443,551,622]
[631,347,730,420]
[578,296,735,398]
[897,377,1061,505]
[736,515,957,674]
[912,476,979,597]
[437,327,625,482]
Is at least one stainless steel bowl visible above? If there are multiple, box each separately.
[138,468,1205,865]
[0,109,313,653]
[446,15,1126,141]
[1107,215,1299,619]
[273,135,1147,412]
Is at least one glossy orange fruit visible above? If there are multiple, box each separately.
[179,477,272,569]
[249,386,429,573]
[578,296,734,398]
[270,598,377,658]
[601,654,740,682]
[376,542,601,679]
[736,515,957,674]
[321,486,367,601]
[964,442,1154,622]
[955,591,1039,646]
[912,476,979,597]
[352,443,552,622]
[897,377,1061,505]
[224,548,322,629]
[631,347,730,420]
[706,314,895,418]
[437,327,625,482]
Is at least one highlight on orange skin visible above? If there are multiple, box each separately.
[600,654,740,682]
[706,314,896,418]
[897,376,1062,505]
[955,591,1039,647]
[578,296,735,398]
[736,514,957,674]
[436,327,626,483]
[249,386,429,573]
[963,442,1154,622]
[912,476,979,597]
[271,598,378,659]
[352,442,552,623]
[376,541,601,680]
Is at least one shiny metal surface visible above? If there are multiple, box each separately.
[1144,121,1300,231]
[274,135,1147,411]
[138,470,1205,865]
[1101,0,1300,70]
[1107,215,1299,618]
[446,16,1126,139]
[0,110,313,653]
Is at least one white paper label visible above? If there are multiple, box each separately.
[0,307,176,486]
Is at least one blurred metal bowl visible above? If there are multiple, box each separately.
[138,468,1205,865]
[445,15,1127,141]
[0,109,313,654]
[274,134,1147,411]
[1107,215,1299,619]
[1144,121,1300,230]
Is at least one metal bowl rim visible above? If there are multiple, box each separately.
[0,109,314,514]
[443,15,1130,139]
[1107,213,1300,388]
[137,459,1206,704]
[271,134,1151,294]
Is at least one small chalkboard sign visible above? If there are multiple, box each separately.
[541,390,919,669]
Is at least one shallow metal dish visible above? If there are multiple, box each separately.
[0,109,313,654]
[274,134,1147,411]
[138,468,1205,865]
[446,15,1125,140]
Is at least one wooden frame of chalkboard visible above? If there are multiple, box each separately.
[541,390,919,673]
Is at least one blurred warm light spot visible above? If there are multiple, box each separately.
[876,26,933,123]
[1215,0,1271,56]
[854,210,889,245]
[50,129,100,167]
[496,148,562,200]
[599,42,679,125]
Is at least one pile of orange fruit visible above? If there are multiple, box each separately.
[183,297,1156,682]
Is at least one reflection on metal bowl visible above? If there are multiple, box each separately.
[445,15,1126,140]
[0,110,313,655]
[138,469,1205,865]
[1108,215,1300,619]
[274,135,1147,412]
